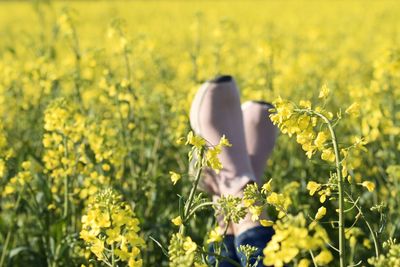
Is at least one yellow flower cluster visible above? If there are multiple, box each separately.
[206,226,222,244]
[263,213,333,267]
[243,180,292,220]
[368,239,400,267]
[0,121,14,179]
[43,99,86,192]
[386,165,400,199]
[186,131,206,150]
[350,49,400,144]
[80,188,144,267]
[77,171,111,201]
[58,11,75,37]
[186,130,232,174]
[270,96,334,161]
[306,181,332,203]
[171,216,183,226]
[0,1,399,266]
[183,131,232,183]
[204,135,232,173]
[169,171,181,185]
[168,233,204,267]
[3,161,32,196]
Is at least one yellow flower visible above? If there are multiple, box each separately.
[266,192,280,206]
[243,198,255,207]
[319,194,326,203]
[307,181,321,196]
[275,100,294,122]
[314,132,328,150]
[115,247,130,261]
[299,100,312,109]
[128,257,143,267]
[345,102,360,117]
[169,171,181,185]
[321,148,335,162]
[361,181,375,192]
[105,227,121,244]
[306,149,315,159]
[96,212,111,228]
[175,137,185,145]
[205,147,223,173]
[249,205,263,221]
[102,163,111,171]
[171,216,182,226]
[314,249,333,265]
[80,229,95,242]
[4,185,15,195]
[21,161,31,170]
[183,236,197,254]
[352,136,368,151]
[315,206,326,220]
[260,220,274,227]
[206,226,222,244]
[298,258,310,267]
[262,179,273,193]
[297,115,310,130]
[80,189,144,265]
[363,238,371,249]
[0,159,5,177]
[318,84,330,99]
[90,239,105,260]
[186,131,205,149]
[112,211,130,227]
[219,135,232,147]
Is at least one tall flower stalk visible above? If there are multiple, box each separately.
[296,108,346,267]
[269,86,378,266]
[167,132,245,267]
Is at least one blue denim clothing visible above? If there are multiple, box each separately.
[208,234,240,267]
[234,226,275,267]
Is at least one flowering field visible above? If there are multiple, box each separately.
[0,1,400,266]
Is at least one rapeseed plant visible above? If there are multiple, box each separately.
[80,188,144,267]
[0,1,399,266]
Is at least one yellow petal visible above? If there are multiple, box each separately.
[315,206,326,220]
[260,219,274,227]
[362,181,375,192]
[171,216,182,226]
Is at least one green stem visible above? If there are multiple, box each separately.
[361,212,380,257]
[345,192,380,257]
[205,251,241,267]
[216,222,231,267]
[186,202,215,221]
[63,174,69,218]
[180,149,204,235]
[297,109,346,267]
[0,231,11,267]
[111,243,116,267]
[309,250,319,267]
[0,192,23,267]
[52,243,63,267]
[123,48,132,81]
[62,136,70,236]
[184,163,203,217]
[107,204,116,267]
[319,113,346,267]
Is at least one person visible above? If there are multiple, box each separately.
[189,75,278,267]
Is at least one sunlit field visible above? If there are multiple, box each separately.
[0,1,399,266]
